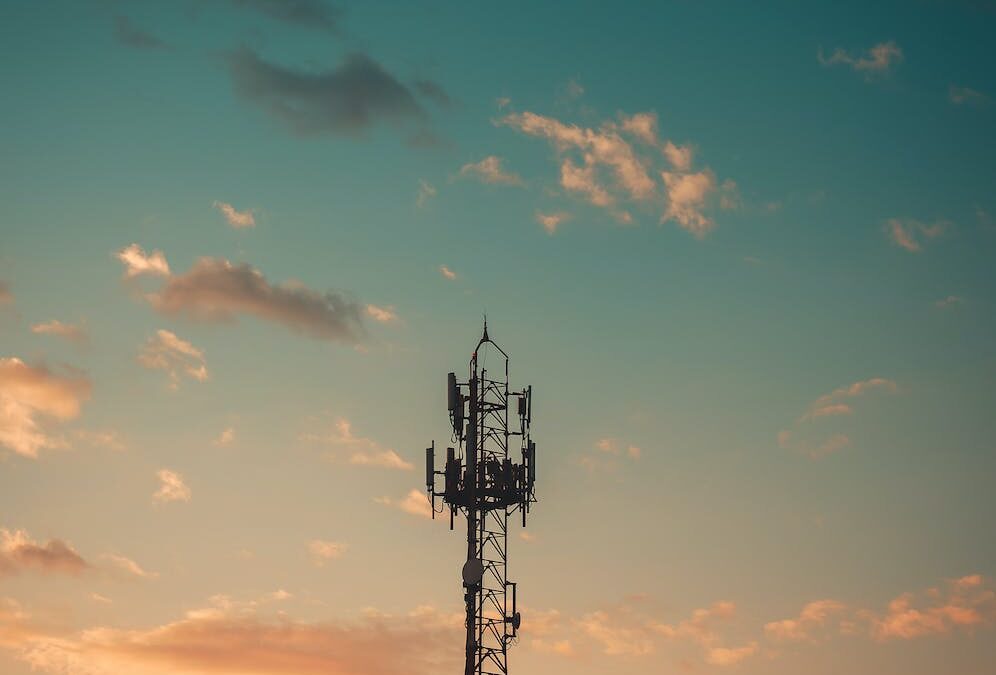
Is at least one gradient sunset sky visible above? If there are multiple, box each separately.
[2,1,996,673]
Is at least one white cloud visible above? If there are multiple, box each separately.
[138,329,208,388]
[115,243,171,278]
[154,469,191,503]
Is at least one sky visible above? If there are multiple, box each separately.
[1,0,995,673]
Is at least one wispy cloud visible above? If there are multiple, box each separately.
[0,357,90,458]
[439,264,457,281]
[113,15,167,50]
[101,553,158,580]
[305,418,413,470]
[154,469,191,503]
[307,539,347,566]
[765,600,847,642]
[819,41,903,77]
[212,201,256,228]
[416,179,437,207]
[30,319,87,343]
[213,427,236,447]
[0,281,11,305]
[949,84,989,105]
[457,156,524,186]
[579,437,641,474]
[138,329,209,388]
[366,304,399,323]
[861,574,995,641]
[115,243,170,278]
[0,527,88,576]
[935,295,965,309]
[886,218,948,252]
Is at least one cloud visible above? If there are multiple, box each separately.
[500,110,732,235]
[765,600,846,642]
[803,378,898,421]
[535,211,571,235]
[819,41,903,76]
[886,218,948,252]
[226,48,437,142]
[0,281,11,305]
[9,597,461,675]
[862,574,995,641]
[457,156,524,186]
[307,539,347,566]
[75,429,126,452]
[705,642,759,666]
[414,79,452,107]
[0,357,91,458]
[31,320,88,343]
[416,179,437,207]
[306,418,413,470]
[115,243,170,278]
[935,295,965,309]
[213,427,236,447]
[214,0,343,33]
[580,437,641,474]
[439,265,457,281]
[0,528,88,577]
[113,15,167,50]
[148,257,364,344]
[212,201,255,228]
[577,610,655,656]
[101,553,158,580]
[154,469,191,503]
[365,304,398,323]
[661,169,717,237]
[376,489,433,519]
[138,330,209,388]
[949,84,989,105]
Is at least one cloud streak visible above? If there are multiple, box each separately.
[138,329,209,388]
[457,156,524,186]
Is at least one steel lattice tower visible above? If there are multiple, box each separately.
[425,321,537,675]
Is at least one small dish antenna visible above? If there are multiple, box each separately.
[462,558,485,586]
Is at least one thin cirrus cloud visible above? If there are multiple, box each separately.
[416,179,437,207]
[213,0,344,33]
[30,319,88,344]
[0,357,91,458]
[138,329,209,388]
[101,553,158,580]
[779,377,897,459]
[499,110,736,236]
[0,527,88,576]
[154,469,191,503]
[144,257,366,344]
[112,15,168,50]
[818,41,903,77]
[226,47,444,144]
[307,539,347,566]
[457,156,525,186]
[212,201,255,228]
[375,489,434,519]
[949,85,989,105]
[4,597,462,675]
[304,418,413,470]
[579,437,641,474]
[885,218,948,252]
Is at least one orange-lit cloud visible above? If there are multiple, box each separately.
[366,304,399,323]
[861,574,995,641]
[115,243,171,278]
[154,469,191,503]
[765,599,846,642]
[885,218,947,253]
[439,265,457,281]
[306,418,413,470]
[819,41,903,76]
[0,528,88,576]
[212,201,256,228]
[375,489,433,519]
[138,329,208,388]
[0,357,91,458]
[458,156,524,186]
[31,319,88,343]
[213,427,236,447]
[101,553,158,580]
[535,210,571,235]
[308,539,347,566]
[6,597,462,675]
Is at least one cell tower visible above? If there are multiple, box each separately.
[425,320,537,675]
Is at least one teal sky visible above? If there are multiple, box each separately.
[1,1,995,673]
